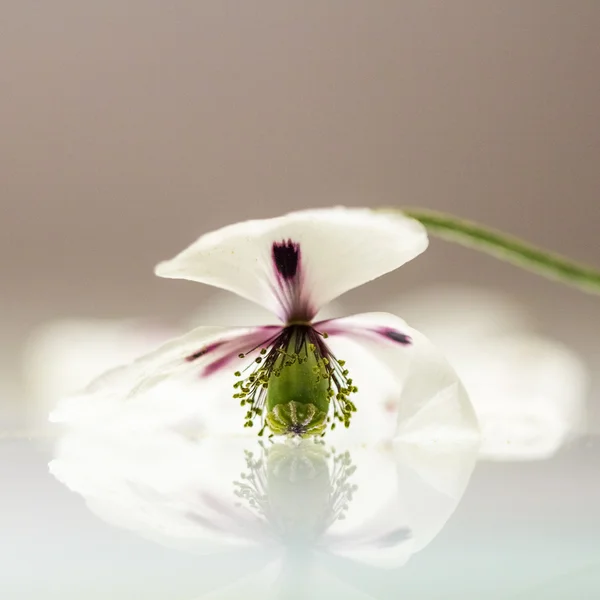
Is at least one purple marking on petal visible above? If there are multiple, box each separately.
[186,340,225,362]
[272,240,300,280]
[191,326,283,373]
[376,527,412,547]
[202,353,237,377]
[382,329,412,345]
[314,319,413,347]
[270,239,315,321]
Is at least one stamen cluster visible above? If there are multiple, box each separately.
[232,325,358,436]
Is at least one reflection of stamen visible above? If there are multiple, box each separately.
[232,442,359,542]
[233,449,271,520]
[326,448,358,526]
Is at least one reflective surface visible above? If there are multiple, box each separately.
[2,434,599,599]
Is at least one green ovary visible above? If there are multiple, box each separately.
[266,341,330,437]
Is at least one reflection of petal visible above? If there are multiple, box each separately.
[392,440,477,553]
[50,426,478,585]
[324,436,479,568]
[385,286,588,461]
[323,446,414,569]
[50,433,273,554]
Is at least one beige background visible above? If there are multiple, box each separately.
[1,1,599,428]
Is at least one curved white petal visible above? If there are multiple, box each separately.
[49,324,280,434]
[185,291,344,329]
[384,285,588,461]
[23,318,176,425]
[156,207,428,321]
[321,312,480,448]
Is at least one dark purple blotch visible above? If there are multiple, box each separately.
[185,340,224,362]
[272,240,300,280]
[383,330,412,345]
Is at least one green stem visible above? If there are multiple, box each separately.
[400,208,600,296]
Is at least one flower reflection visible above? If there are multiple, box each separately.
[387,286,588,461]
[50,428,478,598]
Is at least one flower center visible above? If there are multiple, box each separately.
[233,325,358,437]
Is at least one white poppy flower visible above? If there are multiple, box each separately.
[50,207,478,445]
[387,286,588,461]
[49,426,479,597]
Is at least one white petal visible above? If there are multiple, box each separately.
[185,290,344,328]
[49,324,279,434]
[156,207,428,321]
[384,285,588,460]
[321,312,481,447]
[23,318,176,425]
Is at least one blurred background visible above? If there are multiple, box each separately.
[1,0,599,433]
[2,4,600,599]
